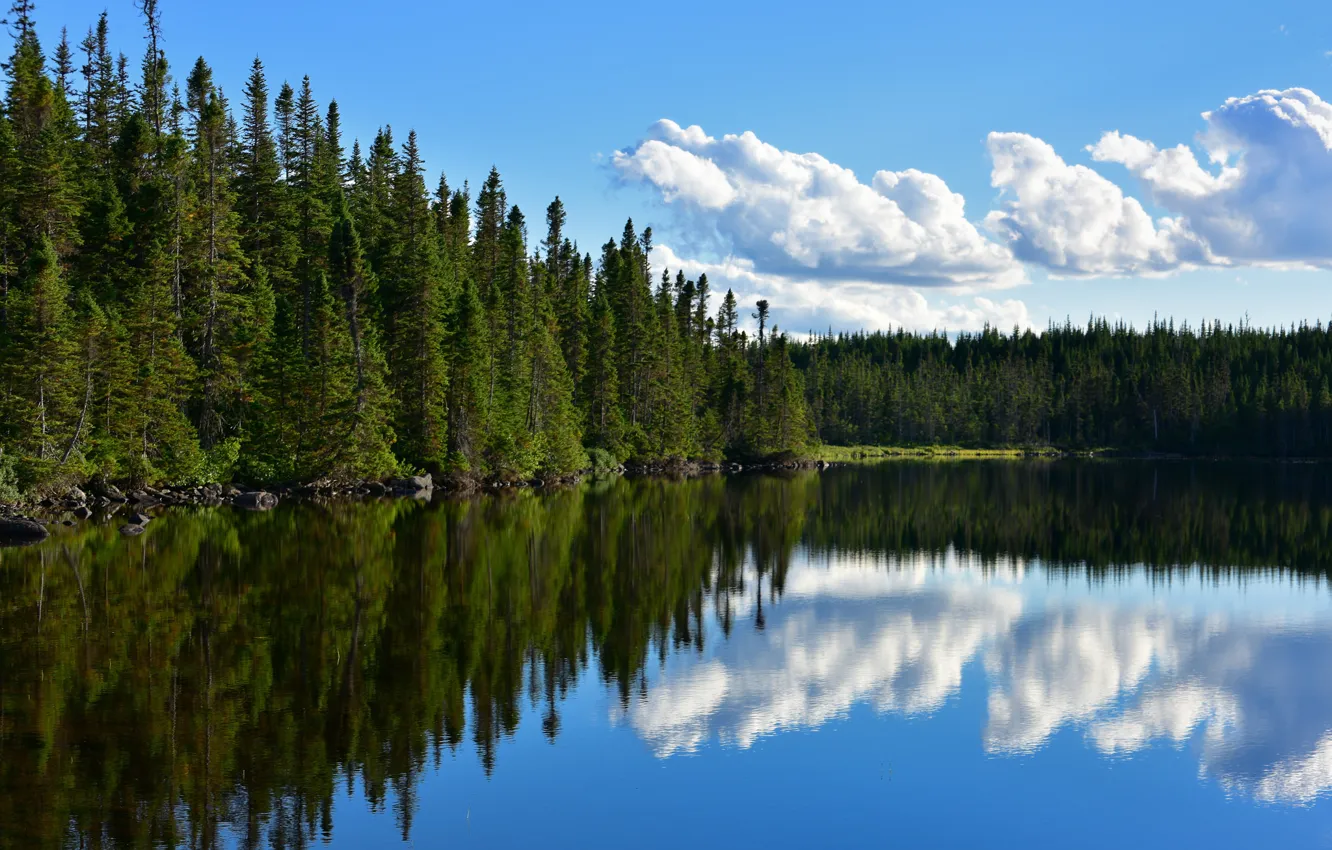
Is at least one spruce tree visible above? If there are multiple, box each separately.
[7,235,75,474]
[445,275,489,475]
[384,129,447,469]
[327,194,396,477]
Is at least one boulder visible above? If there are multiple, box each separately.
[127,512,152,526]
[93,482,127,502]
[234,491,279,511]
[72,506,93,520]
[0,517,48,545]
[68,487,87,503]
[391,474,433,494]
[366,481,388,496]
[119,524,145,536]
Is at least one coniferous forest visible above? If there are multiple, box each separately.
[2,3,1331,498]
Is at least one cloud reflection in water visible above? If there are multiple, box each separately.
[622,550,1332,805]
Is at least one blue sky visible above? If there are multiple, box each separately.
[34,0,1332,333]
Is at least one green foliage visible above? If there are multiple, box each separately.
[0,448,19,502]
[196,435,241,483]
[586,446,619,477]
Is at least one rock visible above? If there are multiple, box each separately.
[94,482,127,502]
[62,520,74,526]
[0,517,48,545]
[68,487,87,503]
[128,512,152,526]
[119,524,145,536]
[127,490,154,505]
[366,481,388,496]
[72,506,93,520]
[234,491,279,511]
[391,474,433,494]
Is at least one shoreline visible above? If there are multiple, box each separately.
[4,449,1329,545]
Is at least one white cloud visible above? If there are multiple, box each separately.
[613,119,1024,290]
[615,89,1332,328]
[653,244,1033,335]
[1090,88,1332,268]
[984,132,1216,276]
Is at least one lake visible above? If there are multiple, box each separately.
[3,461,1331,848]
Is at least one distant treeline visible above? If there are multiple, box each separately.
[1,3,1327,498]
[798,318,1332,457]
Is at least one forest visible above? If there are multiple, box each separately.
[2,2,1331,499]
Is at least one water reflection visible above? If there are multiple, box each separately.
[627,548,1332,805]
[0,461,1329,847]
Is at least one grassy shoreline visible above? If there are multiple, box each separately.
[806,445,1074,462]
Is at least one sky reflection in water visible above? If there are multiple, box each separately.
[5,462,1332,848]
[622,550,1332,808]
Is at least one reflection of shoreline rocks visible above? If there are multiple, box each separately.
[625,550,1332,805]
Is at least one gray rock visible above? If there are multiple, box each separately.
[119,524,145,536]
[235,491,279,511]
[94,482,127,502]
[72,506,93,520]
[391,473,433,494]
[68,487,87,503]
[0,517,48,545]
[128,512,152,526]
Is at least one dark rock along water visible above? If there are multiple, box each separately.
[1,460,1330,848]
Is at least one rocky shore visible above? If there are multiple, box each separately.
[0,460,840,547]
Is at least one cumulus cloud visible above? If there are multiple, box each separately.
[1089,88,1332,267]
[612,119,1024,290]
[615,88,1332,326]
[653,244,1033,335]
[984,133,1217,276]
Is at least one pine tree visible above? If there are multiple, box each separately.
[526,246,586,476]
[235,57,296,291]
[327,193,396,477]
[5,3,81,252]
[183,57,247,448]
[445,275,489,475]
[384,129,447,469]
[583,287,624,454]
[6,236,75,474]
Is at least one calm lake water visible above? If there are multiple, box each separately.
[3,461,1332,849]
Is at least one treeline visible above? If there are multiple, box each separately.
[798,318,1332,456]
[0,2,811,496]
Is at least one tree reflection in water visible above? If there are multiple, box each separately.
[1,460,1329,847]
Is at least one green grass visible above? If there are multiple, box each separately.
[807,444,1078,462]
